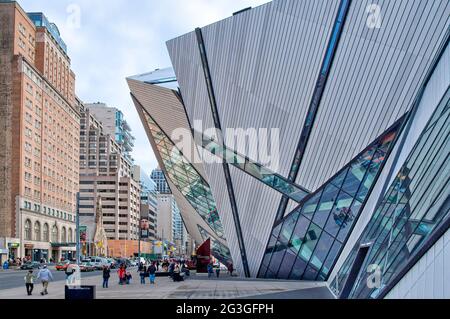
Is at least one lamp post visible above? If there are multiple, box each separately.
[75,192,80,266]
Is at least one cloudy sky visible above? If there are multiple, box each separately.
[18,0,270,176]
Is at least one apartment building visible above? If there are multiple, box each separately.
[0,1,80,263]
[78,104,141,257]
[84,102,135,163]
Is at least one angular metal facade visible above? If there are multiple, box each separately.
[129,0,450,299]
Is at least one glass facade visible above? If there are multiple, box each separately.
[200,135,310,203]
[331,90,450,299]
[141,108,226,240]
[258,120,402,281]
[198,225,233,266]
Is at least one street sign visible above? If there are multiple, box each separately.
[141,229,149,239]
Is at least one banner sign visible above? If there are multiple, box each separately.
[79,226,87,243]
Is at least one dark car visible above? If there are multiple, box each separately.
[20,262,41,270]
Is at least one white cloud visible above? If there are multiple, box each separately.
[18,0,270,175]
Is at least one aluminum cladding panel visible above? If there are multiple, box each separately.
[296,0,450,191]
[200,0,340,177]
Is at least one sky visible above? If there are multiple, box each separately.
[18,0,270,176]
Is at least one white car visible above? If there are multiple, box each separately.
[88,256,109,270]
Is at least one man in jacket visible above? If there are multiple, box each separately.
[36,265,53,295]
[102,266,111,288]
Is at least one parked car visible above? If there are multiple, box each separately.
[88,257,109,270]
[55,261,70,271]
[20,262,41,270]
[79,262,95,272]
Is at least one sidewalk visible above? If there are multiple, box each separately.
[0,271,331,299]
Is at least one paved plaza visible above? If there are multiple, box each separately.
[0,269,333,299]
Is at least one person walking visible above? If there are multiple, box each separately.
[227,262,234,277]
[139,265,147,284]
[207,262,214,279]
[168,262,175,279]
[36,265,53,295]
[24,270,35,296]
[148,262,157,285]
[125,271,132,284]
[102,266,111,288]
[215,264,221,278]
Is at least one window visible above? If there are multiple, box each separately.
[34,222,41,241]
[259,119,402,281]
[24,219,32,240]
[61,227,67,243]
[51,225,58,243]
[43,224,49,242]
[331,90,450,299]
[68,228,73,243]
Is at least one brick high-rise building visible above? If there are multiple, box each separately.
[0,1,80,263]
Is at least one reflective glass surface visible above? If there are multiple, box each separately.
[198,225,232,266]
[199,135,310,203]
[331,90,450,298]
[258,121,402,280]
[142,110,226,240]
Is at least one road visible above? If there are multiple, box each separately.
[0,268,105,290]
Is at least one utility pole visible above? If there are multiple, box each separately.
[75,192,80,265]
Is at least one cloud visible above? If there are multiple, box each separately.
[17,0,270,175]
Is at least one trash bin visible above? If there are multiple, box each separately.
[2,261,9,270]
[65,286,96,300]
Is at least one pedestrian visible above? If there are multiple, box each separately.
[168,262,175,278]
[215,264,220,278]
[148,262,157,284]
[117,265,125,285]
[102,266,111,288]
[126,271,132,284]
[139,265,147,284]
[207,262,214,279]
[36,265,53,295]
[24,270,35,296]
[227,262,234,277]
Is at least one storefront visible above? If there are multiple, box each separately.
[7,243,20,260]
[32,249,49,262]
[24,244,34,261]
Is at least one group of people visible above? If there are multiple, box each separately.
[207,262,234,278]
[23,265,54,296]
[138,262,158,284]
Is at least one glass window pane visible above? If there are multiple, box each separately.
[307,231,334,279]
[313,184,339,227]
[298,223,322,266]
[337,200,362,242]
[278,211,300,246]
[289,257,308,280]
[319,240,342,280]
[289,215,310,253]
[278,249,298,279]
[267,241,285,274]
[331,168,349,189]
[302,191,323,219]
